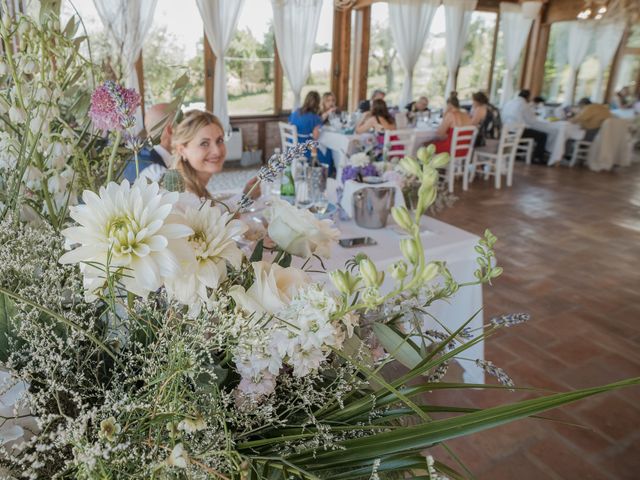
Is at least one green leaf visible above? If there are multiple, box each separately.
[250,239,264,262]
[372,322,423,370]
[289,377,640,468]
[0,293,18,362]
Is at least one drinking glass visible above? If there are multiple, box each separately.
[313,191,329,215]
[294,163,312,208]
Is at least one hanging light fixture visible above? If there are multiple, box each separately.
[577,0,608,20]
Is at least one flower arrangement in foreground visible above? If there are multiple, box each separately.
[0,142,637,479]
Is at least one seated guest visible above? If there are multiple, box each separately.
[122,103,175,183]
[533,96,546,117]
[355,98,396,134]
[320,92,339,123]
[171,110,259,200]
[429,92,472,154]
[570,97,612,141]
[470,91,502,146]
[289,90,334,176]
[613,86,632,109]
[405,95,430,114]
[502,89,548,164]
[358,89,386,114]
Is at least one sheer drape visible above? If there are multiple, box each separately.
[93,0,158,130]
[443,0,477,99]
[271,0,322,110]
[389,0,439,108]
[196,0,245,129]
[499,2,533,106]
[564,21,594,105]
[592,22,624,103]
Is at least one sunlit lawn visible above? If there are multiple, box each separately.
[227,82,331,116]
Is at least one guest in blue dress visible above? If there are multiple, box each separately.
[288,90,335,177]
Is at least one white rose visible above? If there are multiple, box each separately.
[265,199,339,258]
[229,261,310,316]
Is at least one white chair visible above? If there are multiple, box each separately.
[516,137,534,165]
[569,140,591,167]
[383,129,416,160]
[278,122,298,152]
[446,125,478,192]
[467,124,524,189]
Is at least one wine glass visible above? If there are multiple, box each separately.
[313,191,329,215]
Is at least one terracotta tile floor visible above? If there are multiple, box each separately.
[428,160,640,479]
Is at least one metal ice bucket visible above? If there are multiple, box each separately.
[352,186,395,229]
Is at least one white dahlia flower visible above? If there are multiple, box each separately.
[165,196,248,311]
[59,180,193,299]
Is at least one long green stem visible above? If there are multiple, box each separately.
[107,131,122,184]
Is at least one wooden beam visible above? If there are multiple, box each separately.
[135,53,145,122]
[531,22,550,97]
[203,32,216,113]
[352,6,371,109]
[521,9,543,90]
[331,5,352,110]
[487,10,500,96]
[605,27,630,104]
[274,44,283,114]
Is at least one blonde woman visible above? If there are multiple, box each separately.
[171,110,259,200]
[320,91,338,123]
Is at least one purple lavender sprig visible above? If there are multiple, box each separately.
[490,313,530,328]
[238,140,317,210]
[475,359,515,389]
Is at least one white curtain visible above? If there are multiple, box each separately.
[271,0,322,110]
[93,0,158,130]
[592,22,624,103]
[389,0,439,108]
[197,0,245,129]
[564,21,594,106]
[443,0,477,99]
[499,2,533,106]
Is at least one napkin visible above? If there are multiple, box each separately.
[340,179,405,219]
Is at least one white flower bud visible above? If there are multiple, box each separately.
[8,106,26,124]
[400,238,420,265]
[419,262,439,283]
[22,60,37,75]
[29,116,43,134]
[359,258,382,288]
[0,62,8,75]
[431,152,450,168]
[391,206,413,232]
[389,261,408,281]
[417,144,435,164]
[399,156,422,177]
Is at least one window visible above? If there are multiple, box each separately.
[456,12,497,100]
[142,0,204,109]
[541,22,571,103]
[489,24,525,105]
[226,0,275,115]
[282,0,333,111]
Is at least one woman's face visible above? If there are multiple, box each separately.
[178,123,227,176]
[324,95,336,110]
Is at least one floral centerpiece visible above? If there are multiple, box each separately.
[0,5,638,480]
[340,152,380,184]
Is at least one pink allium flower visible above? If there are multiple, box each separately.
[89,80,140,132]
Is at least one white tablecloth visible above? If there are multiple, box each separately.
[540,121,585,166]
[293,179,485,384]
[319,126,440,170]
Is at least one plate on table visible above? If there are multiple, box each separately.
[308,202,337,220]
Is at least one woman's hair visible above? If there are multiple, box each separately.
[371,98,394,124]
[472,91,489,105]
[447,92,460,109]
[301,91,321,115]
[321,91,335,112]
[172,109,224,199]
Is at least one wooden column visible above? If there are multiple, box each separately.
[350,6,371,111]
[203,32,216,113]
[331,6,353,110]
[274,45,283,114]
[605,28,630,103]
[135,54,145,121]
[530,22,550,97]
[487,10,500,96]
[521,11,543,90]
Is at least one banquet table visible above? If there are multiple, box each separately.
[306,216,484,384]
[271,179,486,384]
[319,126,440,170]
[540,120,586,166]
